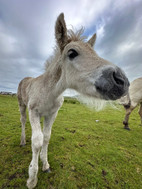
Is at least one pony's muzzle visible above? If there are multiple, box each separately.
[95,67,130,100]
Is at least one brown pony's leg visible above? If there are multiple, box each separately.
[123,106,135,130]
[138,103,142,125]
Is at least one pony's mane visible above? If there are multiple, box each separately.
[45,28,86,71]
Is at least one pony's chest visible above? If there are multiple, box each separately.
[38,98,63,116]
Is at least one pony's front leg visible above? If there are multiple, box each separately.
[40,112,58,172]
[27,110,43,189]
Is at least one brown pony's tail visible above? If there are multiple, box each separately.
[119,93,131,109]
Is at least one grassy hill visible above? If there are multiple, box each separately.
[0,95,142,189]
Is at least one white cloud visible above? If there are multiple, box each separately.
[117,42,135,55]
[96,20,105,42]
[0,32,17,56]
[63,89,79,97]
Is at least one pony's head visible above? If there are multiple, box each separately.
[55,13,129,100]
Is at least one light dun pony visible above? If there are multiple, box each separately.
[120,77,142,130]
[17,13,129,188]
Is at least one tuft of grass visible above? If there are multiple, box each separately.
[0,95,142,189]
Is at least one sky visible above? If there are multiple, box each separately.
[0,0,142,95]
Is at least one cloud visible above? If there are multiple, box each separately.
[0,0,142,93]
[94,0,142,81]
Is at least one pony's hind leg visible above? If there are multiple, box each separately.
[19,105,27,146]
[123,105,136,130]
[138,103,142,125]
[123,107,133,130]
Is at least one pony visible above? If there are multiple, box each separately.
[120,77,142,130]
[17,13,129,189]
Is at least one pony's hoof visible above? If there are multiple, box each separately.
[42,162,50,172]
[43,168,51,173]
[20,143,26,147]
[124,127,131,131]
[27,177,37,189]
[20,140,26,146]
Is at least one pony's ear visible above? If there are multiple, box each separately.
[55,13,68,51]
[87,33,96,47]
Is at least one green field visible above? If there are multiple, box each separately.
[0,95,142,189]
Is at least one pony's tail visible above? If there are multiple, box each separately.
[119,93,131,109]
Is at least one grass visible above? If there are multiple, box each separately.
[0,95,142,189]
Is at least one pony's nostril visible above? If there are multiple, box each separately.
[96,85,101,90]
[112,72,125,86]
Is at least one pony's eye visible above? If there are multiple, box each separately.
[68,49,78,60]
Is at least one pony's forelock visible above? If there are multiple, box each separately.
[67,27,87,42]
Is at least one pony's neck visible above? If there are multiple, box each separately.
[44,49,67,98]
